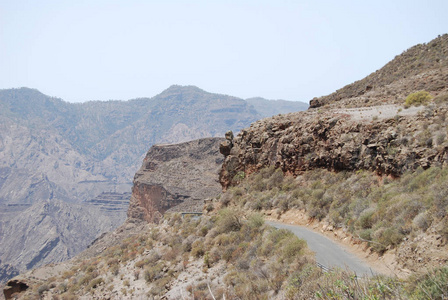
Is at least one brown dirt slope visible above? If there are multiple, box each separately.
[310,34,448,108]
[221,34,448,188]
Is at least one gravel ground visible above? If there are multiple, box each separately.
[333,104,424,121]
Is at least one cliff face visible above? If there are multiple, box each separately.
[0,85,306,282]
[0,199,114,282]
[221,34,448,188]
[220,103,448,189]
[127,138,224,223]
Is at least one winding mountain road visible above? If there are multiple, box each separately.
[267,221,376,277]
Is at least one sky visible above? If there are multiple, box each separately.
[1,0,447,103]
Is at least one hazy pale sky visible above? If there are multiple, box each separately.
[1,0,447,103]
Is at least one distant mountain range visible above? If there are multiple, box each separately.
[0,85,307,282]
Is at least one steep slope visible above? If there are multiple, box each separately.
[88,85,262,182]
[220,104,448,188]
[0,85,307,282]
[310,34,448,108]
[216,34,448,276]
[4,133,448,299]
[0,199,114,283]
[0,86,304,209]
[8,36,446,289]
[0,86,303,209]
[221,34,448,188]
[5,30,448,295]
[127,137,224,223]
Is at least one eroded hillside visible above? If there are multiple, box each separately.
[221,34,448,188]
[4,34,448,299]
[0,85,306,282]
[310,34,448,108]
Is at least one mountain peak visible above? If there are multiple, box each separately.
[160,85,207,96]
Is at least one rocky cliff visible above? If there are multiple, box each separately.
[221,34,448,188]
[220,103,448,188]
[127,138,224,223]
[0,199,115,283]
[0,85,306,282]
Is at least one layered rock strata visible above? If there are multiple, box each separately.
[127,138,224,223]
[220,104,448,189]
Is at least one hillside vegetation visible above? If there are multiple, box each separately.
[0,85,306,282]
[222,165,448,262]
[5,34,448,299]
[310,34,448,108]
[14,208,448,300]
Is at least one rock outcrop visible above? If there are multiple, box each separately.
[83,192,131,223]
[221,34,448,189]
[220,104,448,189]
[0,85,306,282]
[3,278,29,300]
[127,138,224,223]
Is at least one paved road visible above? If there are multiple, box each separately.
[267,221,376,277]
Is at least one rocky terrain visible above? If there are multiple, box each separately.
[83,192,131,222]
[221,34,448,188]
[127,137,224,223]
[3,34,448,300]
[0,199,116,271]
[216,34,448,276]
[309,34,448,109]
[0,85,306,282]
[220,102,448,188]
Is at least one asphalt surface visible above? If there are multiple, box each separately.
[267,221,376,277]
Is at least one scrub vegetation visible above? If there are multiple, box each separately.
[223,165,448,254]
[25,201,448,299]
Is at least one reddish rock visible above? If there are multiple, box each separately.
[127,138,225,223]
[220,107,448,189]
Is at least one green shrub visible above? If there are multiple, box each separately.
[372,226,404,253]
[405,91,432,107]
[144,263,165,283]
[359,229,372,241]
[88,277,103,290]
[282,238,306,261]
[61,293,77,300]
[37,284,50,295]
[248,213,264,229]
[358,210,374,229]
[191,240,205,258]
[233,171,246,183]
[437,133,446,145]
[216,209,241,233]
[267,169,284,189]
[150,276,171,296]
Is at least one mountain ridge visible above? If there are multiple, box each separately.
[3,34,448,300]
[0,85,306,283]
